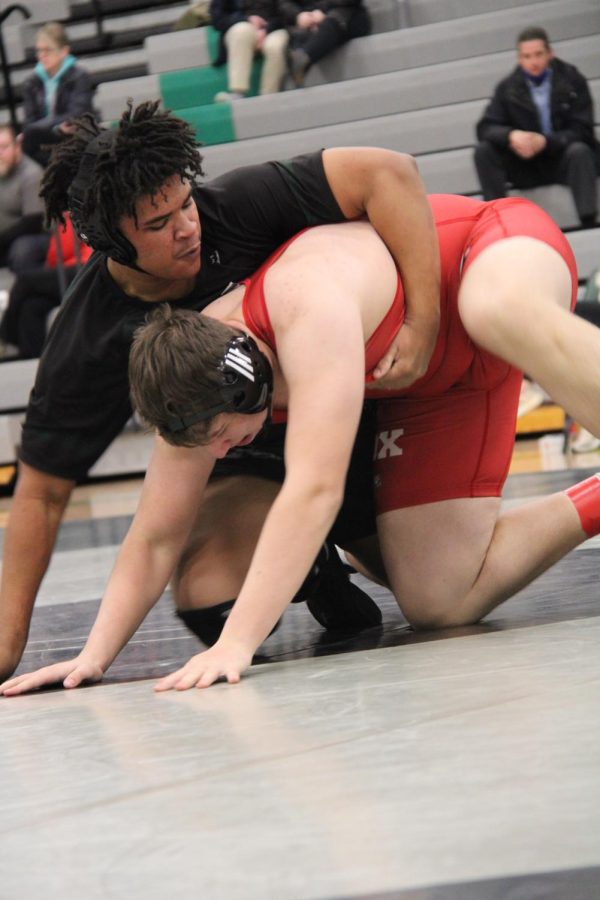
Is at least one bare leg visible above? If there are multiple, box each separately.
[378,234,599,628]
[378,492,586,629]
[174,476,383,638]
[458,236,600,436]
[342,535,388,587]
[173,475,279,610]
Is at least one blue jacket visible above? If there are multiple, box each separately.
[22,63,95,129]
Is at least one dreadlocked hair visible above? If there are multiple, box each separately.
[41,100,205,230]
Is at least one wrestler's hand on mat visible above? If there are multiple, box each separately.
[373,315,438,388]
[0,655,104,696]
[154,639,253,692]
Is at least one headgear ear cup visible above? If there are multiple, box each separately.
[67,130,138,266]
[221,335,273,412]
[165,334,273,434]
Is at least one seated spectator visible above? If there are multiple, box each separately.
[210,0,288,101]
[0,267,74,359]
[0,124,49,275]
[281,0,370,87]
[21,23,96,167]
[0,215,91,359]
[474,26,600,228]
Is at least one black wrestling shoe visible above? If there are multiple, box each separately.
[177,602,235,647]
[296,542,383,633]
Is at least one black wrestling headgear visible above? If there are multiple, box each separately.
[68,130,138,266]
[164,334,273,434]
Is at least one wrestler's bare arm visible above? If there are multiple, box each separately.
[0,466,75,682]
[322,147,440,388]
[0,438,215,696]
[154,270,367,691]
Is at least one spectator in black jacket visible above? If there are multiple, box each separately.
[474,26,600,227]
[210,0,289,101]
[281,0,370,87]
[21,22,96,166]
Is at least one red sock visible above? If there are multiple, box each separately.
[565,474,600,537]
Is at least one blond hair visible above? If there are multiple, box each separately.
[36,22,69,50]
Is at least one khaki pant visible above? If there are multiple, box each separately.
[225,21,288,94]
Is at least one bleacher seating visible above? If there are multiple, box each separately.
[0,0,186,111]
[119,13,592,97]
[401,0,548,27]
[91,0,600,232]
[304,0,599,86]
[1,1,70,66]
[104,0,597,116]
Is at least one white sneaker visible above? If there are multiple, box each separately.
[214,91,245,103]
[571,426,600,453]
[518,379,547,418]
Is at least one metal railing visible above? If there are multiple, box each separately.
[0,4,31,131]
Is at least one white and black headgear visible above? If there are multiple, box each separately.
[163,333,273,435]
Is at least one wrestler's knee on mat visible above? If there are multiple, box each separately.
[176,541,382,647]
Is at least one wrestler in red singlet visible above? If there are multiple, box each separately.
[241,195,577,516]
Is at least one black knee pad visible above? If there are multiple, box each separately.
[178,541,381,646]
[177,601,280,647]
[177,601,235,647]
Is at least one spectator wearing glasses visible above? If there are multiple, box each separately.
[21,23,96,167]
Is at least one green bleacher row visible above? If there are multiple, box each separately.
[157,28,264,146]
